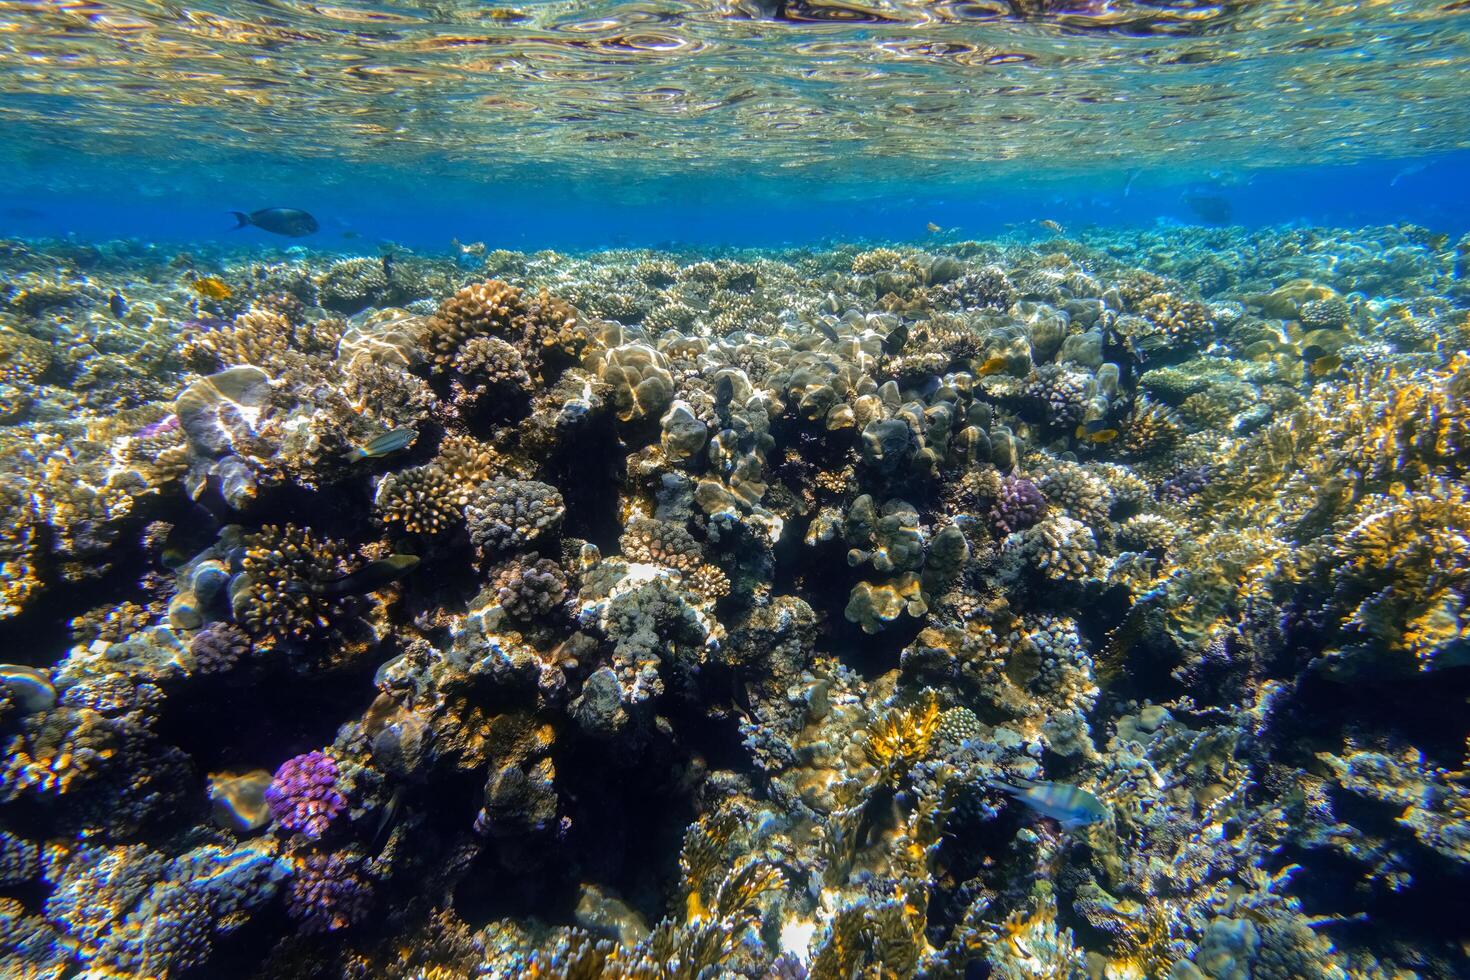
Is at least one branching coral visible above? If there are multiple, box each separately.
[420,279,528,368]
[1328,477,1470,667]
[466,478,566,556]
[231,523,352,643]
[863,691,941,784]
[265,750,347,838]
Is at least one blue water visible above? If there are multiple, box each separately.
[5,150,1469,249]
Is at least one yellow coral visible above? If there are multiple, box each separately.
[863,691,941,783]
[1332,478,1470,665]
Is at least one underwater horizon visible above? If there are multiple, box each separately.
[3,1,1470,979]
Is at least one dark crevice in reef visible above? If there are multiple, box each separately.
[538,419,626,554]
[454,728,701,931]
[233,480,381,544]
[1266,662,1470,770]
[153,654,384,775]
[832,612,925,680]
[0,510,166,664]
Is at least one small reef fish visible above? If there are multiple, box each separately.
[207,770,273,833]
[382,253,396,280]
[927,221,942,233]
[181,316,230,333]
[346,427,416,461]
[1308,353,1342,377]
[229,207,320,237]
[977,354,1009,377]
[108,293,127,318]
[285,554,420,597]
[1075,418,1119,444]
[373,785,405,850]
[882,323,909,356]
[815,320,840,344]
[190,276,233,301]
[1039,219,1065,234]
[988,778,1108,829]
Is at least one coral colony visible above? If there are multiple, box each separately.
[1,225,1468,977]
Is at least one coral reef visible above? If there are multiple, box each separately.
[265,751,348,839]
[1,224,1468,979]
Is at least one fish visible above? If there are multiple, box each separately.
[229,207,320,237]
[1389,161,1429,187]
[341,230,360,240]
[373,785,405,850]
[815,320,840,344]
[108,293,128,318]
[346,427,416,461]
[977,354,1009,376]
[1075,418,1119,444]
[285,554,420,597]
[714,373,735,411]
[382,253,396,280]
[882,323,909,356]
[1039,219,1065,234]
[927,221,942,233]
[1309,353,1342,377]
[1183,193,1233,224]
[158,506,221,568]
[190,276,233,301]
[988,778,1108,829]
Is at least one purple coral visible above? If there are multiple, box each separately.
[766,952,810,979]
[990,474,1047,535]
[189,623,251,675]
[135,414,180,439]
[265,751,346,839]
[1158,464,1211,503]
[285,852,373,933]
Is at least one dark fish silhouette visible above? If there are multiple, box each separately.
[714,373,735,411]
[815,320,839,344]
[285,555,419,596]
[1182,193,1232,225]
[382,253,395,280]
[882,323,909,356]
[229,208,319,237]
[109,293,128,318]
